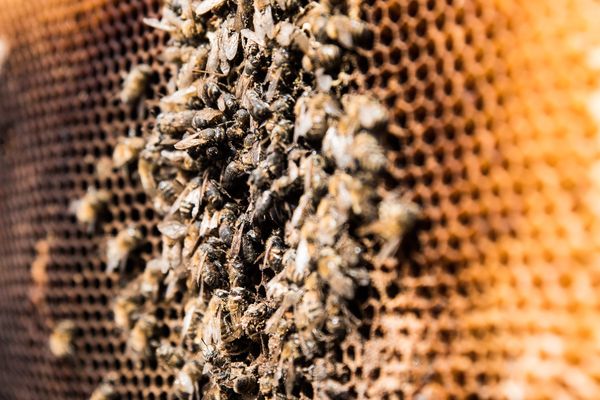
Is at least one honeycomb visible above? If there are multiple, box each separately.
[0,0,599,399]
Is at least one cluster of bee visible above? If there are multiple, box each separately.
[68,0,420,399]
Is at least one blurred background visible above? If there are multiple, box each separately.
[0,0,599,399]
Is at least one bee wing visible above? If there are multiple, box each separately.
[265,290,301,333]
[223,31,240,61]
[142,18,176,32]
[253,5,274,42]
[265,67,282,102]
[157,220,187,241]
[240,29,266,48]
[161,85,197,106]
[195,0,227,15]
[167,178,200,216]
[174,133,202,150]
[206,31,220,73]
[181,300,197,339]
[228,220,245,258]
[196,108,223,124]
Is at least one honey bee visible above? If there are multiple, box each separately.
[241,301,271,339]
[316,247,355,299]
[157,110,197,136]
[69,187,109,228]
[49,320,76,358]
[350,131,387,172]
[160,149,199,171]
[182,297,204,343]
[342,94,388,132]
[263,233,285,272]
[303,43,342,72]
[140,259,165,300]
[294,93,341,141]
[233,374,258,395]
[90,383,117,400]
[158,219,188,272]
[113,292,144,330]
[325,15,370,49]
[112,136,146,168]
[194,238,228,289]
[173,360,204,400]
[190,108,225,130]
[286,237,314,284]
[245,89,271,122]
[360,194,421,261]
[226,286,253,324]
[106,226,143,273]
[120,64,153,105]
[138,156,157,195]
[157,342,186,369]
[95,156,114,180]
[127,314,157,359]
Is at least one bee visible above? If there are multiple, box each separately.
[157,179,184,209]
[286,237,314,284]
[195,0,227,16]
[203,179,225,210]
[233,374,258,395]
[190,108,225,130]
[322,125,353,170]
[222,159,249,190]
[90,383,117,400]
[127,314,157,359]
[266,118,293,149]
[217,93,239,116]
[360,194,420,261]
[140,259,165,300]
[180,222,201,260]
[160,150,198,171]
[263,233,285,272]
[303,43,342,72]
[113,292,144,330]
[160,85,199,112]
[173,360,204,400]
[175,127,225,151]
[31,238,51,286]
[199,81,222,108]
[245,89,271,122]
[120,64,153,105]
[294,93,341,141]
[226,287,253,324]
[112,136,146,168]
[193,238,228,289]
[317,247,355,299]
[69,187,109,228]
[158,219,188,272]
[325,15,370,49]
[227,260,250,288]
[299,153,329,195]
[138,156,157,195]
[176,45,209,89]
[265,48,291,101]
[350,131,387,172]
[156,342,186,369]
[156,110,197,136]
[342,94,388,132]
[95,156,114,180]
[49,320,76,358]
[241,229,262,265]
[217,204,238,246]
[106,226,143,273]
[181,297,204,344]
[241,301,271,339]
